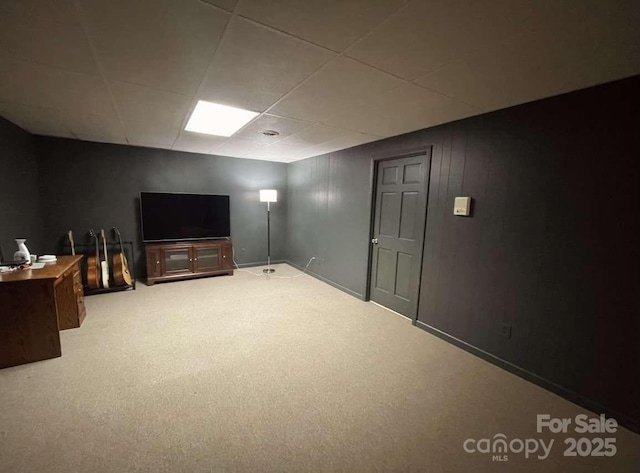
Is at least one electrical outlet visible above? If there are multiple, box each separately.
[501,323,512,339]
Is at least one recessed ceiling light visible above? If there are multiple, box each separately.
[185,100,259,137]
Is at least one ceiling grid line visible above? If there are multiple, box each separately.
[236,15,342,55]
[169,2,241,152]
[72,0,128,144]
[257,1,414,120]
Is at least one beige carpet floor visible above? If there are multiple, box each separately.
[0,264,638,473]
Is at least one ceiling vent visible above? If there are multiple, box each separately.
[261,130,280,137]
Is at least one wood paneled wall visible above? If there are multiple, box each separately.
[286,76,640,431]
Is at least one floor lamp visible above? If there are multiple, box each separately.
[259,189,277,273]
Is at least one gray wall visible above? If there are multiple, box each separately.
[286,76,640,431]
[35,138,287,277]
[287,149,373,297]
[0,117,43,260]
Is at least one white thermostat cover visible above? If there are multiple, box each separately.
[454,197,471,216]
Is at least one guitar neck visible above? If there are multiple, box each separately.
[93,234,99,262]
[68,231,75,256]
[101,230,109,267]
[115,229,125,256]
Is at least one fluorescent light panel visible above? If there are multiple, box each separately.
[185,100,259,137]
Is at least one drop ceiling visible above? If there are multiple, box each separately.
[0,0,638,163]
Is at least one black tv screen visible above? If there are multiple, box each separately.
[140,192,231,242]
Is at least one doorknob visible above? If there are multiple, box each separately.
[371,238,378,244]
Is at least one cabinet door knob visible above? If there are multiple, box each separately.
[194,258,197,261]
[156,261,160,264]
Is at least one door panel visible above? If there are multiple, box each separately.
[395,252,413,300]
[161,247,192,275]
[221,242,233,270]
[379,192,399,237]
[375,247,394,293]
[369,150,431,317]
[146,249,161,278]
[382,166,398,185]
[403,163,422,183]
[399,191,418,240]
[193,245,221,272]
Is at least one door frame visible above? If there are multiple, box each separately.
[364,146,433,323]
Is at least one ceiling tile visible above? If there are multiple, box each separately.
[110,81,192,128]
[253,142,301,161]
[111,81,193,147]
[324,83,482,137]
[172,132,228,154]
[64,114,126,144]
[415,1,640,112]
[199,0,238,12]
[214,138,267,158]
[77,0,230,95]
[122,120,181,147]
[0,59,116,117]
[0,103,73,138]
[126,140,168,150]
[233,114,314,143]
[270,57,402,123]
[0,102,126,144]
[0,0,98,75]
[347,0,540,81]
[277,124,351,148]
[297,131,381,158]
[238,0,406,52]
[200,18,335,112]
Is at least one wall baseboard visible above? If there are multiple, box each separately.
[284,260,364,300]
[414,319,639,434]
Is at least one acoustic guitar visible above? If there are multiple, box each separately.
[112,226,132,286]
[100,229,110,288]
[87,229,101,289]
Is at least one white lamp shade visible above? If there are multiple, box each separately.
[259,189,278,203]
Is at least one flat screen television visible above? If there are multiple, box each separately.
[140,192,231,242]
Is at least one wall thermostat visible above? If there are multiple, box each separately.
[454,197,471,216]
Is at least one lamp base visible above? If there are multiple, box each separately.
[262,268,275,274]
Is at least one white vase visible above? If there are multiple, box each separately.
[14,239,30,263]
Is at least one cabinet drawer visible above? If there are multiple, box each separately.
[76,292,85,317]
[73,271,82,289]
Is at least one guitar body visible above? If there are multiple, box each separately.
[87,230,101,289]
[113,253,133,286]
[87,256,101,288]
[112,227,133,286]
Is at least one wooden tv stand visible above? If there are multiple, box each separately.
[145,240,233,285]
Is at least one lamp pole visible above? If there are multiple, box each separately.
[265,201,274,273]
[260,189,277,274]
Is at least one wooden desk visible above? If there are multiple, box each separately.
[0,255,85,369]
